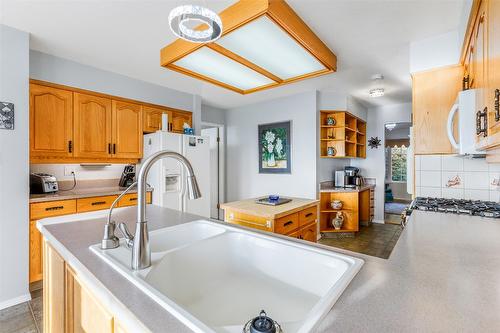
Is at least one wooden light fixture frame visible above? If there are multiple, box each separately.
[160,0,337,94]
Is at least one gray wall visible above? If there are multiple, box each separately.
[351,102,412,222]
[0,25,30,309]
[225,92,318,200]
[201,104,226,125]
[29,50,202,132]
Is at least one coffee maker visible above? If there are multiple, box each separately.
[344,166,361,188]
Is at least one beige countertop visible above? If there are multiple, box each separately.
[220,197,319,219]
[30,186,153,203]
[37,206,500,332]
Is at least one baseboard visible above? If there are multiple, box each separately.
[372,219,385,224]
[0,293,31,310]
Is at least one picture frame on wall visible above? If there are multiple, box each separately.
[0,102,14,130]
[258,121,291,174]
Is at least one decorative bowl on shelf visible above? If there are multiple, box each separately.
[330,200,343,210]
[326,117,336,126]
[331,211,344,230]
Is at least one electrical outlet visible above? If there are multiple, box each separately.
[64,165,76,176]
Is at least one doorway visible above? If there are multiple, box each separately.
[201,123,225,221]
[384,122,412,224]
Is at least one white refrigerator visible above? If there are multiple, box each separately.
[140,132,211,218]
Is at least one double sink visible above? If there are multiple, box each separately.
[90,220,363,332]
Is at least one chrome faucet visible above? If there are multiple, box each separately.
[117,151,201,270]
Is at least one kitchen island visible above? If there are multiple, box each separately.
[38,206,500,332]
[220,197,319,242]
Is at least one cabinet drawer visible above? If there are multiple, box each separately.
[117,192,152,207]
[274,213,299,235]
[30,200,77,220]
[298,206,317,226]
[225,210,272,231]
[77,195,118,213]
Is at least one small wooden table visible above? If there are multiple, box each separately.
[220,197,319,242]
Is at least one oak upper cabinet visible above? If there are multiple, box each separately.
[143,105,172,133]
[30,84,73,158]
[112,101,143,159]
[171,111,192,133]
[486,0,500,141]
[412,65,464,154]
[73,93,112,159]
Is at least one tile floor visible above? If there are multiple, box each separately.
[318,223,403,259]
[0,290,42,333]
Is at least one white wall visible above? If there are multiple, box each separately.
[351,102,412,222]
[409,30,461,73]
[30,164,126,181]
[225,92,317,200]
[29,50,203,132]
[0,25,30,309]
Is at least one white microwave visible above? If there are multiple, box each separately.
[447,89,485,156]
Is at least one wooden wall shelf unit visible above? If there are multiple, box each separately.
[319,188,372,234]
[319,110,366,158]
[30,80,192,164]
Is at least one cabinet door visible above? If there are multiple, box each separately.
[66,266,113,333]
[30,84,73,158]
[487,0,500,138]
[471,2,488,90]
[171,111,192,133]
[29,220,43,283]
[43,241,66,333]
[412,65,464,154]
[299,224,318,242]
[73,93,112,158]
[143,105,172,133]
[112,100,143,159]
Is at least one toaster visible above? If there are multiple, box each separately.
[30,173,59,194]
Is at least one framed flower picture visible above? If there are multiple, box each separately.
[258,121,291,174]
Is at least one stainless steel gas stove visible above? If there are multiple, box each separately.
[411,197,500,218]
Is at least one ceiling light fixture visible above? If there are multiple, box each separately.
[168,5,223,43]
[369,74,385,98]
[385,123,396,131]
[161,0,336,94]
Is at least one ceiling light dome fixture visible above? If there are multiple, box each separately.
[168,5,223,43]
[369,74,385,98]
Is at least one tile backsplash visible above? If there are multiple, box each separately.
[415,155,500,202]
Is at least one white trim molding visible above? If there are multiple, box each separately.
[0,293,31,311]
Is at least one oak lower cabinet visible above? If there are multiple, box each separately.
[221,199,319,242]
[30,84,73,159]
[412,65,464,155]
[29,193,152,284]
[43,241,117,333]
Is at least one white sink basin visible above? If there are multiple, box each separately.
[90,220,363,333]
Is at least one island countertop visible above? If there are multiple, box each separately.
[38,207,500,332]
[220,197,319,219]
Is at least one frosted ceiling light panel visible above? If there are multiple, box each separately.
[173,47,274,91]
[217,16,326,80]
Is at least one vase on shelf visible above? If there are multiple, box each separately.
[331,211,344,230]
[267,153,276,167]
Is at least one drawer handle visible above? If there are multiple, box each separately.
[45,206,64,211]
[305,212,313,218]
[129,197,137,201]
[495,89,499,122]
[91,201,106,206]
[284,221,294,227]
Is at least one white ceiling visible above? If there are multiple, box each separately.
[2,0,466,109]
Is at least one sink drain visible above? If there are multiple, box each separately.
[243,310,282,333]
